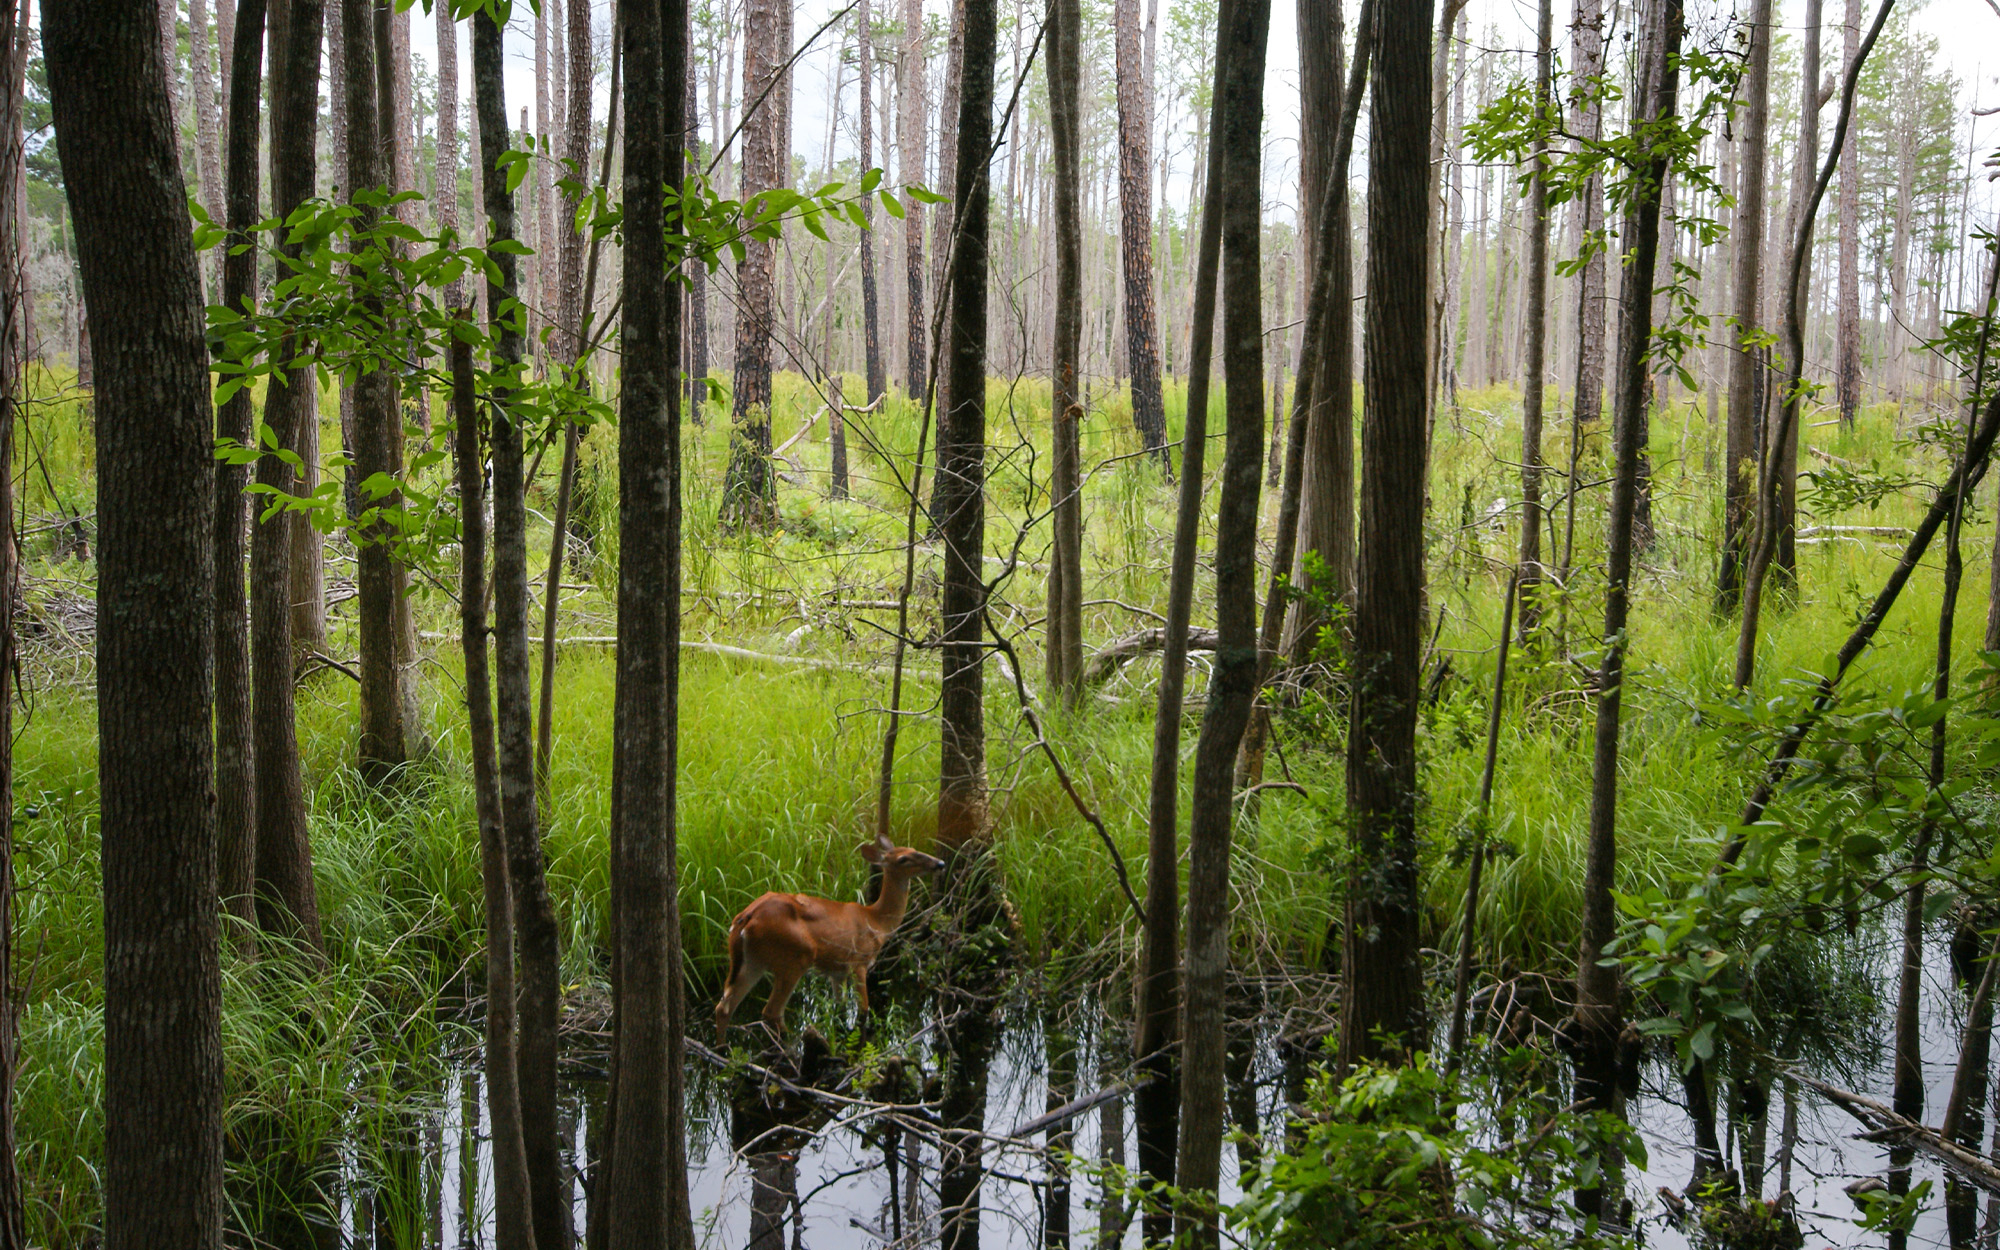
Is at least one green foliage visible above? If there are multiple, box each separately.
[1228,1050,1641,1250]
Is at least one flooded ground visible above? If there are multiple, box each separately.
[257,921,2000,1250]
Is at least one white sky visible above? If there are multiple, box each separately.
[407,0,2000,227]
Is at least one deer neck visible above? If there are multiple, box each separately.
[865,871,914,932]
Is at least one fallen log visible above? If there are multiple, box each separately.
[1083,626,1220,687]
[1792,1069,2000,1197]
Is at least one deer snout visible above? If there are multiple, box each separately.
[918,853,945,874]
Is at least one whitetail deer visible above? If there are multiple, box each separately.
[715,832,944,1042]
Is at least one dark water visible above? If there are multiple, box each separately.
[275,929,1998,1250]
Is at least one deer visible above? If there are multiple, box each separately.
[714,832,945,1044]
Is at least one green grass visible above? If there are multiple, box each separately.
[7,357,1986,1242]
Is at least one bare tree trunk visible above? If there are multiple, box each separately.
[930,0,964,380]
[1574,0,1682,1218]
[1174,0,1269,1239]
[900,0,926,395]
[1516,0,1552,634]
[437,3,460,302]
[1340,0,1432,1072]
[723,0,785,526]
[604,0,694,1240]
[858,0,885,404]
[45,2,223,1244]
[1773,0,1822,588]
[213,0,264,937]
[345,0,413,781]
[1835,0,1861,428]
[1567,0,1608,588]
[451,332,538,1250]
[1284,0,1355,657]
[252,0,325,958]
[189,0,222,301]
[1044,0,1083,708]
[1113,0,1165,462]
[936,0,992,855]
[1718,0,1770,610]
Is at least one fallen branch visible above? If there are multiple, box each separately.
[1792,1069,2000,1197]
[1083,626,1220,686]
[1007,1079,1150,1140]
[1797,524,1911,538]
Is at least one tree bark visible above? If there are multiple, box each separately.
[1516,0,1551,633]
[45,1,224,1244]
[900,0,926,396]
[935,0,993,855]
[253,0,325,957]
[605,0,694,1234]
[1284,0,1355,657]
[1173,0,1268,1241]
[473,11,571,1247]
[213,0,264,938]
[452,331,537,1250]
[1573,0,1682,1218]
[288,0,328,663]
[0,0,29,1236]
[1113,0,1165,462]
[1717,0,1769,610]
[1772,0,1823,587]
[344,0,413,781]
[189,0,223,301]
[1835,0,1862,428]
[1564,0,1608,601]
[858,0,885,405]
[723,0,786,526]
[1133,5,1234,1227]
[1044,0,1083,709]
[1338,0,1432,1072]
[437,3,461,305]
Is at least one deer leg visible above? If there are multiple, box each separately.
[715,960,764,1044]
[850,964,872,1016]
[761,964,805,1038]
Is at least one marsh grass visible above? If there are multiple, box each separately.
[9,363,1986,1242]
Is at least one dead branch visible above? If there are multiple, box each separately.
[1083,626,1220,686]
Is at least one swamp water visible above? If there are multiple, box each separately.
[237,927,1995,1250]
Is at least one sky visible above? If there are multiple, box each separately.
[406,0,2000,228]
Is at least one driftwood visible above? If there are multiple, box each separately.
[1793,1070,2000,1197]
[1083,626,1220,686]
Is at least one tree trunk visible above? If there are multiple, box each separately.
[1173,1,1268,1243]
[1339,0,1432,1072]
[900,0,926,396]
[723,0,786,526]
[45,1,223,1244]
[212,0,263,938]
[1566,0,1607,591]
[935,0,993,855]
[604,0,694,1239]
[252,0,325,957]
[858,0,884,405]
[1835,0,1861,428]
[1134,2,1235,1226]
[1516,0,1552,634]
[1573,0,1682,1218]
[189,0,223,302]
[1113,0,1165,462]
[1045,0,1083,708]
[1772,0,1822,588]
[931,0,965,377]
[344,0,413,781]
[1284,0,1355,657]
[473,11,570,1248]
[289,0,328,663]
[451,331,538,1250]
[1717,0,1769,610]
[0,1,29,1237]
[437,3,460,304]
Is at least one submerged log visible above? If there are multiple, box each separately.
[1793,1070,2000,1197]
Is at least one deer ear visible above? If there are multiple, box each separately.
[859,841,884,864]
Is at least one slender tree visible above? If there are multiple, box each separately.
[451,330,537,1250]
[1573,0,1683,1218]
[857,0,884,405]
[253,0,325,957]
[723,0,787,524]
[344,0,415,781]
[1717,0,1770,610]
[1173,0,1268,1240]
[1044,0,1083,707]
[1773,0,1824,586]
[1516,0,1552,632]
[900,0,926,395]
[604,0,695,1239]
[474,9,570,1245]
[1565,0,1608,595]
[46,0,223,1244]
[437,3,460,306]
[189,0,223,300]
[1338,0,1432,1071]
[1113,0,1165,461]
[0,0,28,1236]
[936,0,993,856]
[214,0,265,934]
[1836,0,1862,428]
